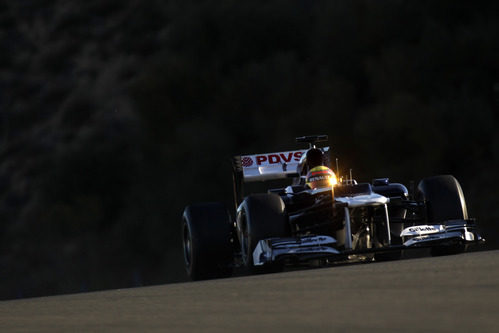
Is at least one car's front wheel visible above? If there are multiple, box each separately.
[417,175,468,256]
[237,193,290,271]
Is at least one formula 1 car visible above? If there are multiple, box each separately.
[182,135,484,280]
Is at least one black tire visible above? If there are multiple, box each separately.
[237,193,290,269]
[182,203,234,280]
[417,175,468,256]
[417,175,468,223]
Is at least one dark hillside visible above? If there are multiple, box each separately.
[1,0,498,299]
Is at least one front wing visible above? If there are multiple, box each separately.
[252,219,483,266]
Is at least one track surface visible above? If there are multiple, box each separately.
[1,250,499,332]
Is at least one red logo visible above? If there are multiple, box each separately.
[241,157,253,167]
[255,152,303,165]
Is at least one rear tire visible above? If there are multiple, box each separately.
[417,175,468,256]
[182,203,234,280]
[237,193,290,271]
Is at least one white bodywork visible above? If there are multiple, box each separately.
[253,235,338,266]
[403,231,463,247]
[335,193,389,208]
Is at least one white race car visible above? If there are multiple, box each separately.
[182,135,484,280]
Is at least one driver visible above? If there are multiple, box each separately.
[306,165,337,189]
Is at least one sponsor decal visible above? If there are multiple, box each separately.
[241,156,253,167]
[308,175,330,182]
[307,176,331,183]
[400,225,444,237]
[252,151,304,166]
[408,226,437,233]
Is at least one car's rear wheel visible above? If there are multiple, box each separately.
[182,203,234,280]
[417,175,468,256]
[237,193,290,271]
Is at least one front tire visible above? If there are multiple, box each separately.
[237,193,290,270]
[182,203,234,280]
[417,175,468,223]
[417,175,468,256]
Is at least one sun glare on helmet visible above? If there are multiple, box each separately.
[329,174,338,187]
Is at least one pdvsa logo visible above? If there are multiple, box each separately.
[241,157,253,167]
[254,152,303,166]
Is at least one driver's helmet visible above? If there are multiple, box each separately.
[306,166,337,189]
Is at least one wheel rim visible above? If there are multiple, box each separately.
[183,222,192,269]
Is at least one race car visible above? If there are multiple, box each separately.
[182,135,484,280]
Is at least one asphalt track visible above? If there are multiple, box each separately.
[1,250,499,332]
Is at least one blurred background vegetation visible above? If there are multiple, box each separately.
[0,0,498,299]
